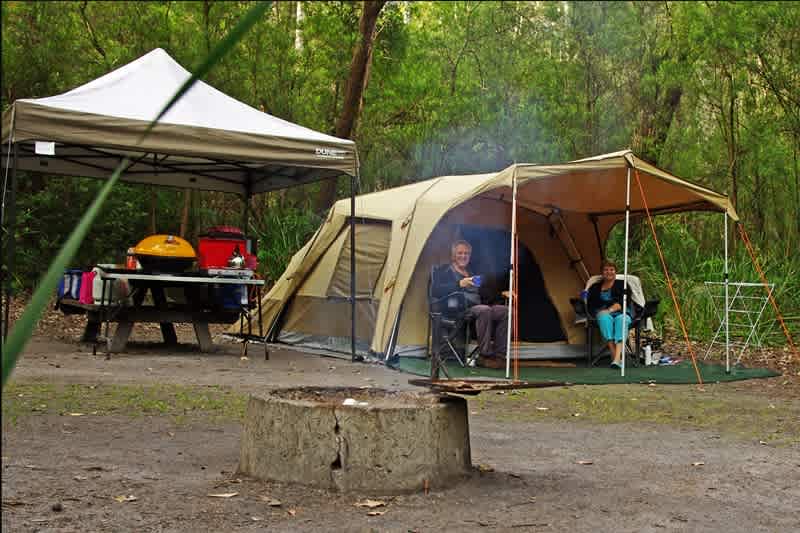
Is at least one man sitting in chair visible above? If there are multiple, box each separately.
[587,260,635,369]
[432,240,509,360]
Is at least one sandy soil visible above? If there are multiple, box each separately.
[2,335,799,533]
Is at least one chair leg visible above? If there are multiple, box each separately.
[444,338,466,366]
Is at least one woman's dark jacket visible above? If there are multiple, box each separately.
[587,279,637,317]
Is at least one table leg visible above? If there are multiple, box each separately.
[83,313,101,343]
[258,286,268,360]
[151,286,177,345]
[110,321,134,352]
[102,278,112,360]
[193,322,213,352]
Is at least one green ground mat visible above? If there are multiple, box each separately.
[391,358,779,385]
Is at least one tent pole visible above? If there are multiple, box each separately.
[620,166,632,377]
[505,173,518,379]
[350,171,357,362]
[724,211,730,373]
[2,143,18,342]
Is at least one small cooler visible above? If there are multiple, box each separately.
[197,226,258,270]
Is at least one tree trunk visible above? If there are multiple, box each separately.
[179,189,192,238]
[149,190,157,234]
[315,0,386,213]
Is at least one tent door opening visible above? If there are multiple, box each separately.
[459,225,566,343]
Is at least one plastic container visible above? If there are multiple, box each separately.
[214,284,248,310]
[57,269,84,300]
[644,345,653,365]
[79,271,96,304]
[126,247,140,270]
[197,236,246,269]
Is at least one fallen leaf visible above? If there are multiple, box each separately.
[260,496,282,507]
[367,511,386,516]
[355,499,386,508]
[207,492,238,498]
[577,460,593,465]
[113,495,138,503]
[691,462,705,467]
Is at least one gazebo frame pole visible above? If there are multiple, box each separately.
[620,166,632,377]
[350,171,357,362]
[505,173,518,379]
[724,211,730,373]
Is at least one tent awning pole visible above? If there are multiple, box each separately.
[505,172,518,379]
[724,211,730,373]
[350,171,357,362]
[621,165,632,377]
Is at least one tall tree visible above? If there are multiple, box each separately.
[315,0,386,212]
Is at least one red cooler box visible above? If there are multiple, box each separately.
[197,226,257,270]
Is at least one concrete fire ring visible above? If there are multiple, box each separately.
[238,387,471,493]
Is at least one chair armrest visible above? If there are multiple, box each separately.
[430,291,468,316]
[642,299,660,319]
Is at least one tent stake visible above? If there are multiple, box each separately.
[620,165,631,377]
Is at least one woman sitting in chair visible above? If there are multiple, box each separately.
[432,240,508,359]
[587,260,633,369]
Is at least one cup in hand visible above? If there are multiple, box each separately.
[472,275,482,287]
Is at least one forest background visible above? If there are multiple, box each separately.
[2,1,799,346]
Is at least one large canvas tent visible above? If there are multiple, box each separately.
[255,150,738,361]
[1,48,360,354]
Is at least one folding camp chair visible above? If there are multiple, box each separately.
[427,265,480,368]
[571,275,660,367]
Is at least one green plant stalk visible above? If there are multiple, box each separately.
[2,1,271,388]
[2,162,125,386]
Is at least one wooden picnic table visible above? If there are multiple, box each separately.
[58,271,265,356]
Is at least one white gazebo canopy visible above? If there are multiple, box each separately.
[1,48,358,195]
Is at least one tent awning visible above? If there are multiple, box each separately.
[1,48,357,195]
[475,150,738,221]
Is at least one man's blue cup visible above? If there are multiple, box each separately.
[473,275,482,287]
[580,290,588,300]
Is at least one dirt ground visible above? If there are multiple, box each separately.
[3,327,800,532]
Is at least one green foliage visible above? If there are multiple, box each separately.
[253,205,322,285]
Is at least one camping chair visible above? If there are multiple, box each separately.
[571,275,660,367]
[427,265,480,367]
